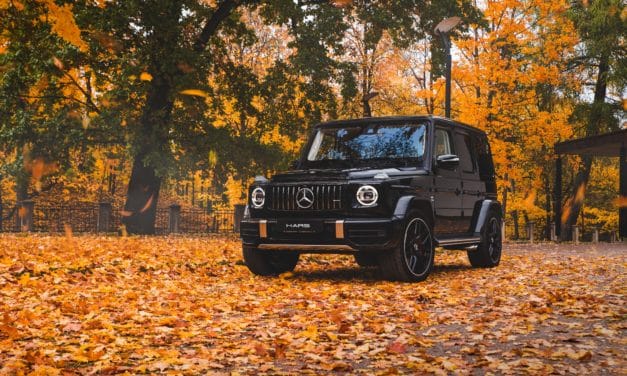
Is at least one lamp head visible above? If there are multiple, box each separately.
[434,16,461,35]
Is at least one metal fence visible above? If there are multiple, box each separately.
[34,204,100,233]
[0,201,19,232]
[504,218,619,242]
[0,200,239,234]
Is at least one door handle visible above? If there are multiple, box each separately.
[455,188,461,196]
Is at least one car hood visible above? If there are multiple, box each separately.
[270,167,428,183]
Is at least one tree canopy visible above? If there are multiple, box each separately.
[0,0,625,235]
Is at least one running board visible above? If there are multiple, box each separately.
[258,244,358,253]
[437,237,481,247]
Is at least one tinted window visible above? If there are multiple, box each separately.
[434,128,453,156]
[455,133,476,173]
[307,123,427,161]
[474,134,495,178]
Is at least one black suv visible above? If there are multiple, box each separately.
[240,116,502,282]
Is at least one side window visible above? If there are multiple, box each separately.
[474,134,495,178]
[434,128,453,156]
[454,132,476,173]
[464,135,477,172]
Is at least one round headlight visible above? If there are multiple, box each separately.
[251,187,265,208]
[356,185,378,207]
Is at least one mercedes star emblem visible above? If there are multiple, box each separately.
[296,187,315,209]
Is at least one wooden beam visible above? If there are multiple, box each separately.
[555,129,627,157]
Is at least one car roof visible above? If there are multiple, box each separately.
[314,115,486,135]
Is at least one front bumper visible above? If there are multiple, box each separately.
[240,216,404,253]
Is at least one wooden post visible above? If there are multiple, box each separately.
[550,222,557,242]
[527,221,535,244]
[97,202,112,233]
[592,227,599,244]
[19,200,34,232]
[572,225,580,244]
[554,156,562,239]
[233,204,246,233]
[620,145,626,238]
[168,204,181,234]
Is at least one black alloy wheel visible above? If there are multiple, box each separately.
[379,211,434,282]
[468,212,502,268]
[243,246,300,276]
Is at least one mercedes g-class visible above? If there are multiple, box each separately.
[240,116,502,282]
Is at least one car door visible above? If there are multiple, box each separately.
[454,130,484,234]
[433,125,464,236]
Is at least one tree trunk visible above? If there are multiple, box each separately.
[123,153,162,234]
[501,173,508,220]
[122,76,172,235]
[16,159,29,202]
[561,53,609,240]
[363,96,372,117]
[16,177,28,202]
[121,0,239,234]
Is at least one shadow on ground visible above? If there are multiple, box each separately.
[291,260,474,282]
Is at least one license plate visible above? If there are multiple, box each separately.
[279,221,322,234]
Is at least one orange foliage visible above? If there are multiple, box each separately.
[39,0,88,52]
[0,236,624,373]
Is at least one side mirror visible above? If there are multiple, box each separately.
[436,154,459,169]
[289,160,300,169]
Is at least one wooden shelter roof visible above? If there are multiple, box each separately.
[555,129,627,157]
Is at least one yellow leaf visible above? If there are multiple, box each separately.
[278,271,294,279]
[613,196,627,208]
[179,89,209,98]
[52,56,64,70]
[0,324,19,339]
[332,0,352,7]
[139,72,153,81]
[567,350,592,361]
[41,0,89,52]
[300,325,318,341]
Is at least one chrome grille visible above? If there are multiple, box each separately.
[270,185,344,211]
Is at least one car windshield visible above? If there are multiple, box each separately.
[304,122,427,167]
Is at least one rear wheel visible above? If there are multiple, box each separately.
[379,211,434,282]
[243,246,299,276]
[354,252,378,267]
[468,212,502,268]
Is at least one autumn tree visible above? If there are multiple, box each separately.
[559,0,626,240]
[338,0,482,118]
[2,0,355,233]
[0,1,95,202]
[453,0,580,237]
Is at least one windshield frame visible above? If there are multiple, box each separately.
[298,119,433,170]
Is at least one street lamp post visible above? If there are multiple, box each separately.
[434,17,461,119]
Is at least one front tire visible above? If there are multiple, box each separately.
[243,246,299,276]
[468,212,502,268]
[379,211,434,282]
[354,252,378,267]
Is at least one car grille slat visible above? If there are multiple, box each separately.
[269,184,344,211]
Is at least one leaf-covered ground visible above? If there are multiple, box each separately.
[0,235,625,375]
